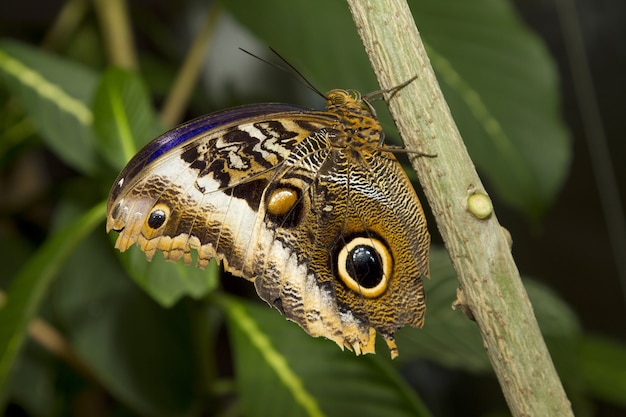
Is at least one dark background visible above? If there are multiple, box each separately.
[509,0,626,341]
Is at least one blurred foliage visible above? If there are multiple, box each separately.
[0,0,624,416]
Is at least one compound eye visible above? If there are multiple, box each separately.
[337,236,392,298]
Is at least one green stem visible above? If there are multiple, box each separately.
[345,0,573,416]
[41,0,89,51]
[160,2,223,126]
[93,0,138,70]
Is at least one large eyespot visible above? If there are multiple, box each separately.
[147,204,170,229]
[265,185,303,228]
[337,236,392,298]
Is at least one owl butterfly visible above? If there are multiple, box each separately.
[107,75,430,358]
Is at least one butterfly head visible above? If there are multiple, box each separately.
[325,89,377,118]
[325,89,383,145]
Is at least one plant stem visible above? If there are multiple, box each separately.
[345,0,573,415]
[94,0,138,70]
[42,0,89,51]
[160,2,223,126]
[0,291,98,384]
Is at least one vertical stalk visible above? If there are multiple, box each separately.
[345,0,573,415]
[94,0,138,70]
[160,2,223,126]
[42,0,89,51]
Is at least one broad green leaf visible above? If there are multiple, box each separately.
[50,227,202,417]
[225,0,571,217]
[579,335,626,406]
[0,97,37,165]
[413,0,571,216]
[3,185,206,417]
[5,343,57,417]
[526,277,581,340]
[0,39,100,174]
[93,67,163,170]
[0,201,106,398]
[396,248,580,373]
[395,249,490,371]
[224,1,374,106]
[0,229,32,289]
[120,244,220,307]
[224,297,431,417]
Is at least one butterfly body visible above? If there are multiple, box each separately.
[107,89,430,357]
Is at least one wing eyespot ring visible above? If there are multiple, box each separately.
[337,236,392,298]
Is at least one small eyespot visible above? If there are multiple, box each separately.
[337,236,392,298]
[265,185,304,229]
[147,204,170,229]
[267,188,298,216]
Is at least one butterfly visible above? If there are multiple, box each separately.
[106,77,430,358]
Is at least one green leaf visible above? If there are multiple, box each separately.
[414,0,571,216]
[579,336,626,406]
[93,67,163,169]
[395,249,491,371]
[225,1,374,104]
[396,248,580,373]
[6,343,57,417]
[0,201,106,399]
[50,228,203,417]
[2,183,205,417]
[225,0,571,216]
[526,277,581,340]
[0,39,100,174]
[119,244,220,307]
[223,296,431,417]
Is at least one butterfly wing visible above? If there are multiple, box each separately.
[107,103,429,357]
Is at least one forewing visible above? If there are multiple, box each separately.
[106,104,335,274]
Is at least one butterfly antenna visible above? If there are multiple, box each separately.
[239,47,326,100]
